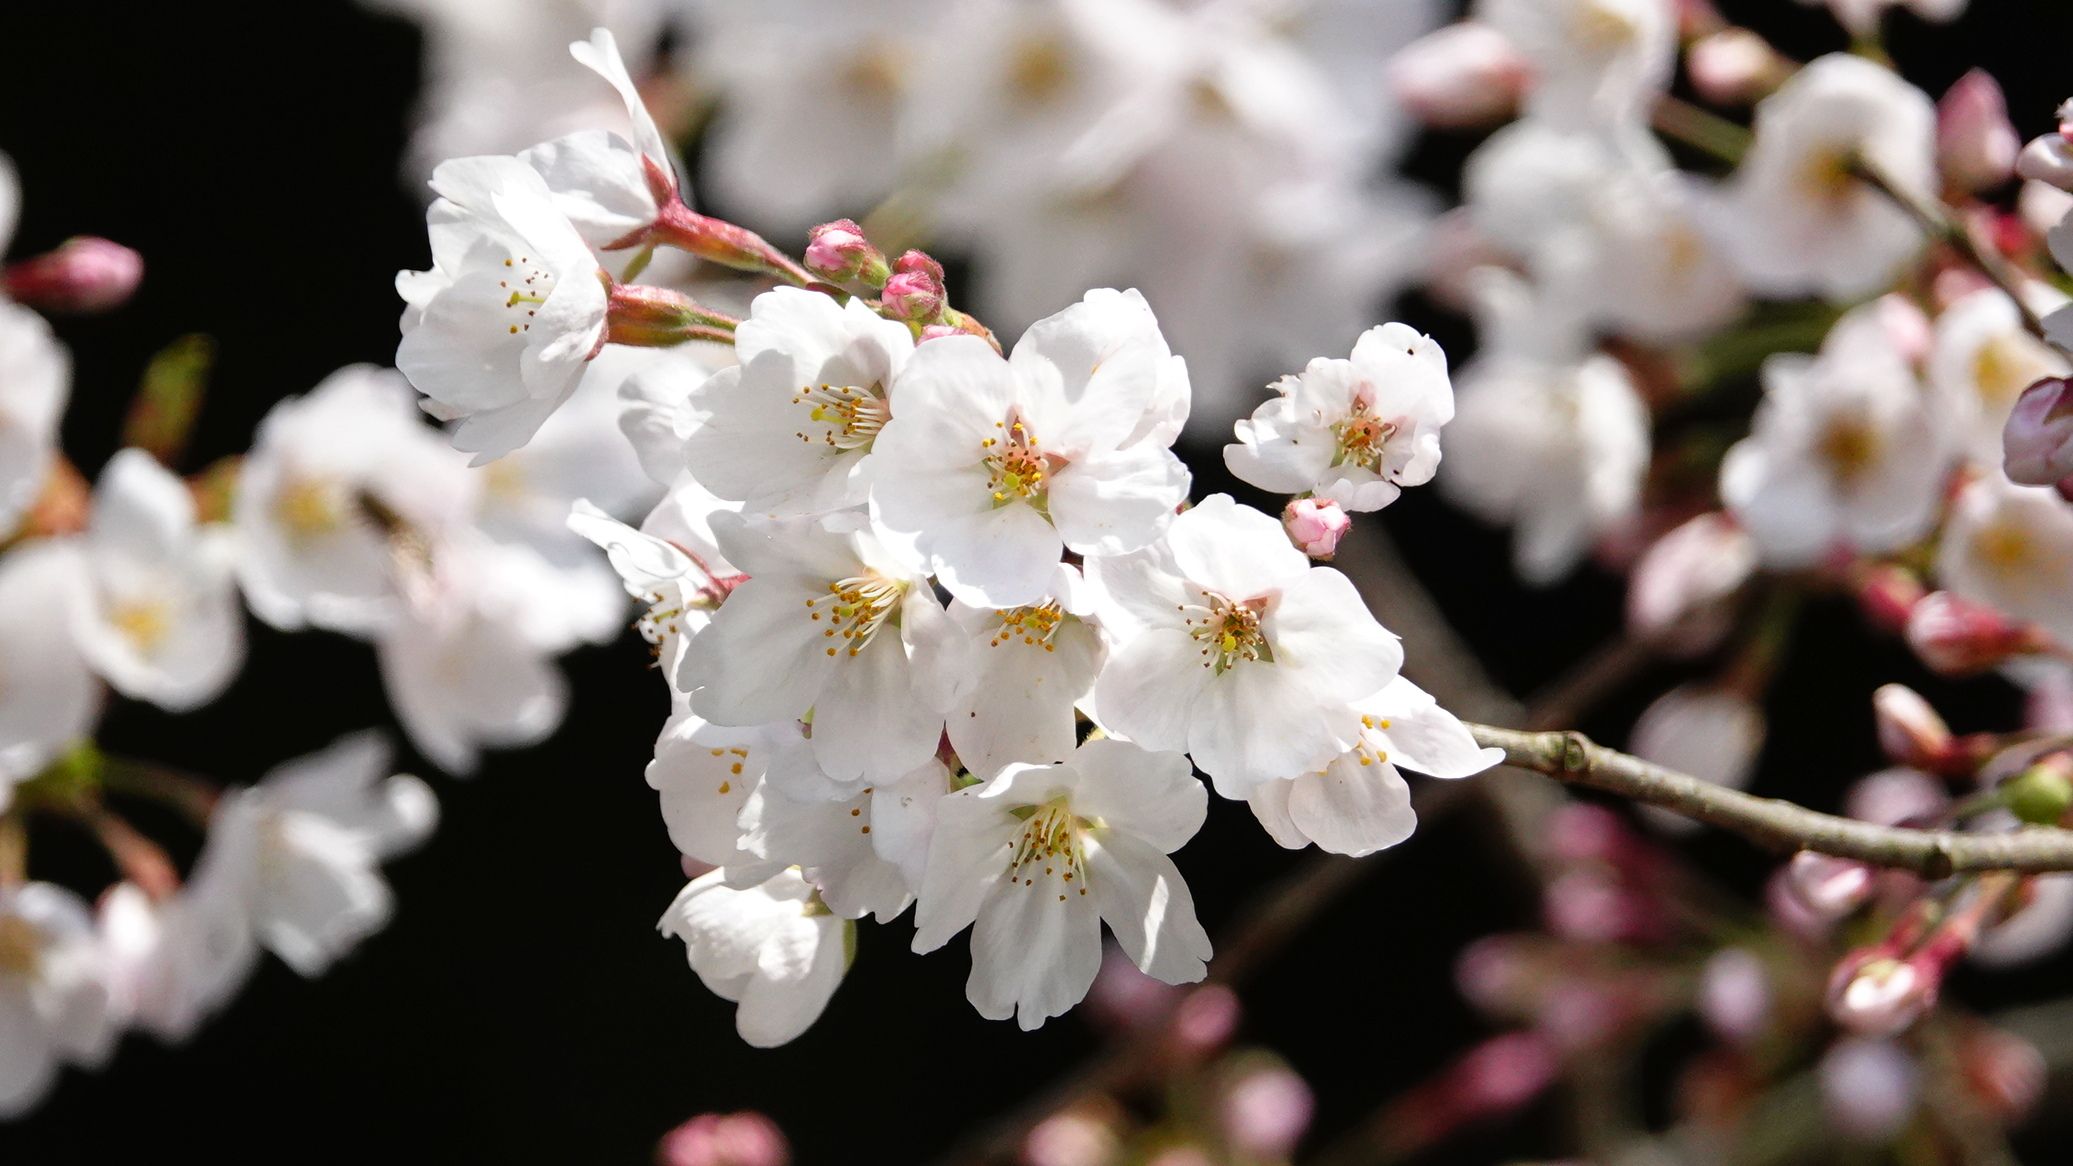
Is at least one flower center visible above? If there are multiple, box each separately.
[1351,712,1395,767]
[1331,398,1397,472]
[496,255,552,337]
[110,599,173,654]
[1007,797,1089,901]
[274,476,346,542]
[792,383,889,452]
[842,41,907,102]
[1181,590,1273,674]
[1007,33,1072,107]
[1816,414,1881,486]
[982,415,1052,509]
[1973,515,2040,574]
[0,915,41,977]
[805,574,908,658]
[1572,0,1640,49]
[1974,333,2054,409]
[1798,149,1858,204]
[989,602,1066,653]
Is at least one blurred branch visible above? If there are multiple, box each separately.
[1851,154,2051,342]
[1471,724,2073,876]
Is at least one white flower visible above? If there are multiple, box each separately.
[567,490,731,686]
[0,301,67,541]
[1928,287,2070,464]
[614,344,737,487]
[946,566,1106,782]
[234,365,474,635]
[519,28,679,258]
[1087,494,1401,795]
[1720,301,1950,569]
[739,759,952,923]
[911,738,1210,1030]
[192,732,437,977]
[1628,685,1767,834]
[1936,472,2073,648]
[1722,54,1935,300]
[1246,677,1502,857]
[0,883,114,1118]
[376,539,573,776]
[395,154,609,463]
[1440,271,1650,584]
[681,513,961,786]
[96,879,254,1045]
[681,287,914,516]
[0,543,102,806]
[70,450,243,712]
[688,0,932,233]
[646,710,805,870]
[871,289,1191,607]
[1224,323,1453,512]
[1476,0,1674,129]
[658,866,850,1048]
[1794,0,1965,38]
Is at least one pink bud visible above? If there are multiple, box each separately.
[1786,851,1876,920]
[1766,869,1835,941]
[1821,1037,1921,1141]
[1826,951,1934,1036]
[1960,1026,2046,1123]
[1871,292,1933,366]
[1626,512,1755,653]
[881,250,946,324]
[1220,1063,1314,1157]
[1906,591,2050,676]
[1845,766,1950,828]
[1687,29,1786,107]
[1022,1110,1119,1166]
[1455,1032,1560,1112]
[656,1112,790,1166]
[1389,22,1528,129]
[803,219,889,287]
[1283,497,1351,559]
[2003,376,2073,486]
[1169,984,1242,1057]
[1939,71,2020,194]
[1854,564,1926,632]
[1537,979,1637,1052]
[3,236,143,314]
[1455,934,1531,1014]
[1544,869,1662,944]
[1087,945,1180,1033]
[1872,684,1956,771]
[917,323,961,343]
[1545,803,1635,866]
[1698,947,1772,1046]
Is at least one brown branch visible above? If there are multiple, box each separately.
[1471,723,2073,877]
[1852,154,2052,342]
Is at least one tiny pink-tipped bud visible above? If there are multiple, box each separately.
[1872,684,1956,771]
[1544,869,1663,945]
[1220,1063,1315,1158]
[1854,564,1925,632]
[1687,29,1788,106]
[1455,934,1532,1015]
[803,219,889,288]
[1086,944,1181,1033]
[1022,1110,1120,1166]
[881,250,947,325]
[605,284,740,349]
[1168,984,1242,1058]
[1960,1026,2047,1124]
[1785,851,1876,920]
[1698,947,1773,1046]
[1826,951,1935,1037]
[3,236,143,314]
[1906,591,2050,676]
[1821,1037,1921,1141]
[1939,71,2021,194]
[656,1112,790,1166]
[1283,497,1351,559]
[1626,512,1755,653]
[1545,802,1636,867]
[1388,22,1528,130]
[2003,376,2073,486]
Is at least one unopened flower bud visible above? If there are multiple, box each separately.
[803,219,889,287]
[1545,870,1664,945]
[1959,1025,2046,1124]
[1455,934,1531,1014]
[1023,1109,1120,1166]
[1786,851,1876,920]
[1826,951,1935,1036]
[1626,512,1755,653]
[1389,22,1527,129]
[1698,947,1773,1046]
[2003,376,2073,486]
[3,236,143,314]
[1283,496,1351,559]
[1854,564,1925,632]
[605,284,738,348]
[1821,1037,1921,1141]
[1168,983,1241,1057]
[2004,755,2073,826]
[1906,591,2050,676]
[1687,29,1788,106]
[1220,1062,1314,1157]
[1872,684,1955,771]
[882,250,946,325]
[1546,803,1636,867]
[1939,71,2020,194]
[656,1112,789,1166]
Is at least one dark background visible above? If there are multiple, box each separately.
[0,1,2069,1161]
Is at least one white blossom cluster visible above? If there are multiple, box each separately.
[375,29,1500,1045]
[368,0,1447,430]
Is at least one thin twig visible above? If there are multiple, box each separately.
[1471,724,2073,877]
[1852,154,2052,342]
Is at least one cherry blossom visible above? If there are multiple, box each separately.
[0,301,68,541]
[659,867,850,1048]
[0,883,114,1118]
[945,567,1106,783]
